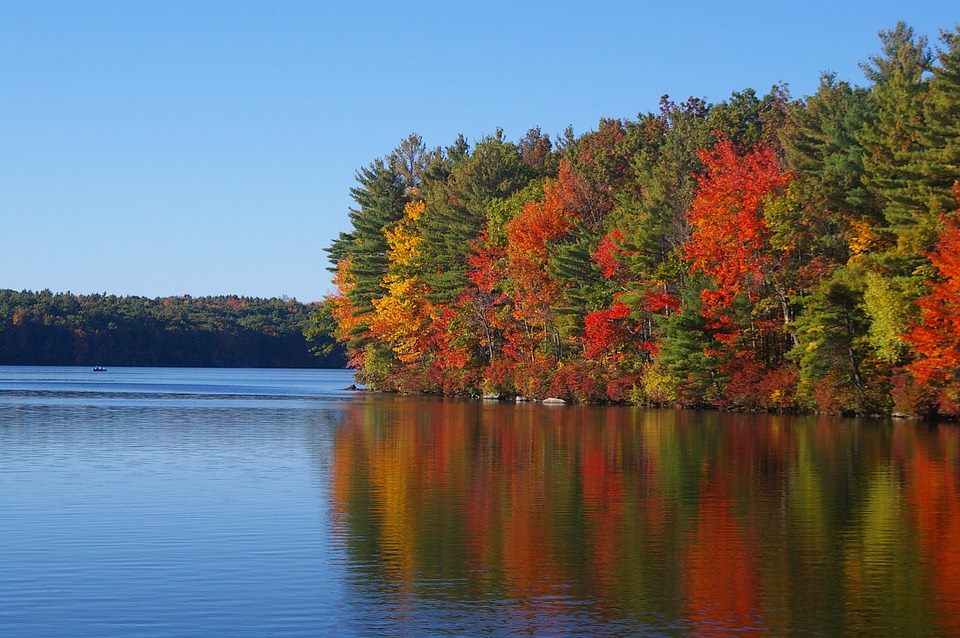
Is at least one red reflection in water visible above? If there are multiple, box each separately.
[328,398,960,635]
[683,479,765,637]
[905,427,960,635]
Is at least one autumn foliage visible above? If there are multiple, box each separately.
[905,208,960,413]
[323,24,960,417]
[685,136,792,310]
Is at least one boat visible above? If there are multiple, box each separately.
[92,366,107,372]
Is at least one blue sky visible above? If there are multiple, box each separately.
[1,1,956,302]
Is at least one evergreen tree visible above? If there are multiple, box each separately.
[859,22,934,254]
[341,159,407,313]
[921,26,960,212]
[649,275,720,406]
[419,133,532,302]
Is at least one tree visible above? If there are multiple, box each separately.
[419,134,533,303]
[920,27,960,216]
[779,73,876,277]
[321,23,960,413]
[684,135,793,348]
[789,265,888,414]
[905,202,960,413]
[389,133,433,193]
[327,158,407,317]
[859,22,934,254]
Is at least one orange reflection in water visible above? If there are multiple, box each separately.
[903,426,960,636]
[683,477,764,637]
[329,397,960,635]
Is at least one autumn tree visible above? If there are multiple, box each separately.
[684,136,792,339]
[322,22,960,414]
[905,202,960,414]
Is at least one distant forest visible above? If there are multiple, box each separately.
[0,290,345,368]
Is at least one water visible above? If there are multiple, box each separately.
[1,367,958,636]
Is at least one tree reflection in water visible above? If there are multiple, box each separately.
[329,396,960,636]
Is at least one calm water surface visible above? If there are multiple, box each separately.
[1,367,958,636]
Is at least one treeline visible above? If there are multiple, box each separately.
[0,289,345,368]
[324,23,960,416]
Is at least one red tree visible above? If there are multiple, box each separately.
[682,135,796,408]
[905,210,960,411]
[592,229,626,279]
[583,302,632,360]
[685,135,792,311]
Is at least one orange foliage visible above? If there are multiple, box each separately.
[496,160,588,371]
[592,229,626,279]
[684,479,764,636]
[904,212,960,408]
[328,258,369,368]
[685,135,792,309]
[506,160,582,256]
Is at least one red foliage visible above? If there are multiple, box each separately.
[641,290,680,314]
[684,135,792,310]
[583,302,631,360]
[593,229,625,279]
[512,352,556,400]
[905,213,960,406]
[466,231,507,294]
[759,364,799,411]
[890,370,937,416]
[578,119,626,170]
[605,374,642,402]
[482,358,515,395]
[721,359,798,411]
[427,306,472,373]
[550,360,606,403]
[720,359,766,409]
[575,119,629,219]
[810,373,858,415]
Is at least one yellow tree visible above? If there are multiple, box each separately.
[370,201,431,368]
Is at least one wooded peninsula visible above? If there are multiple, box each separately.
[0,290,344,368]
[324,23,960,417]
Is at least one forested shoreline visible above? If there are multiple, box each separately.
[0,290,344,368]
[324,23,960,417]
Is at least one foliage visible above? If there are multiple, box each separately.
[322,22,960,416]
[904,207,960,414]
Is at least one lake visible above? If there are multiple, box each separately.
[1,367,957,636]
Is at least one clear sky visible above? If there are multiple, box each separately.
[1,1,956,302]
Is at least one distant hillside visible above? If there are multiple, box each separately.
[0,290,345,368]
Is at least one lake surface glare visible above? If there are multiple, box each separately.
[1,366,958,637]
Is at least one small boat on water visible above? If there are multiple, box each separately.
[92,366,107,372]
